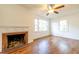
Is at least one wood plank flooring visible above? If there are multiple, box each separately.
[2,36,79,54]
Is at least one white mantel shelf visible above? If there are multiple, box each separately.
[0,26,29,28]
[0,26,29,33]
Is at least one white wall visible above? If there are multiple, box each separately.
[0,5,50,52]
[51,11,79,40]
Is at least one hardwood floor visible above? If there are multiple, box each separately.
[2,36,79,54]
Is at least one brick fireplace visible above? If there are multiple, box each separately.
[2,32,28,51]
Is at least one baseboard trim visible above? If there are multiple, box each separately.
[52,35,79,41]
[33,35,52,41]
[33,35,79,42]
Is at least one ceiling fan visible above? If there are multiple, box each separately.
[46,4,64,16]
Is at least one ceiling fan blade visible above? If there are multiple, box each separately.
[54,5,64,9]
[46,13,49,16]
[54,11,59,14]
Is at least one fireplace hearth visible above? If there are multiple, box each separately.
[2,32,28,51]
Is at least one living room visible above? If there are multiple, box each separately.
[0,4,79,54]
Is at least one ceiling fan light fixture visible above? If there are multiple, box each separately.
[48,10,54,13]
[46,4,64,16]
[48,5,52,10]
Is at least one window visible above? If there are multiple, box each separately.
[59,20,68,32]
[35,18,48,31]
[35,19,39,31]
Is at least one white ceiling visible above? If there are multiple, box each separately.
[21,4,79,10]
[20,4,79,18]
[20,4,47,10]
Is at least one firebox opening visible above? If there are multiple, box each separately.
[7,34,25,48]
